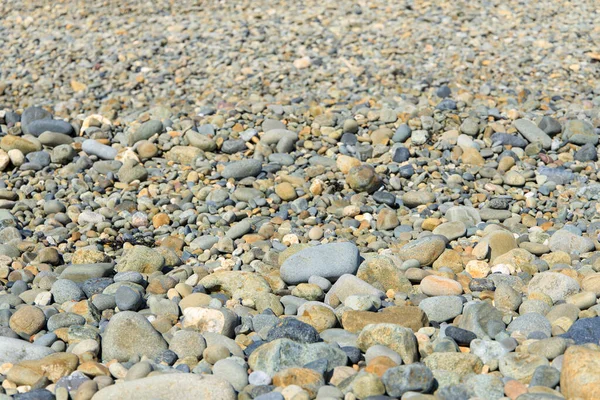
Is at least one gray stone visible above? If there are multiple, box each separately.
[0,337,55,363]
[51,279,86,304]
[507,313,551,338]
[82,139,117,160]
[213,358,249,392]
[91,374,235,400]
[419,296,463,323]
[548,229,594,254]
[528,272,580,303]
[382,364,435,397]
[27,119,75,137]
[280,242,360,284]
[130,120,163,145]
[248,338,347,376]
[563,119,597,145]
[459,301,505,339]
[514,119,552,149]
[21,107,52,135]
[38,132,73,147]
[101,311,168,362]
[221,159,262,179]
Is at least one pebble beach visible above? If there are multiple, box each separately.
[1,0,600,399]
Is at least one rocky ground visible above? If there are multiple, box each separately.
[1,0,600,399]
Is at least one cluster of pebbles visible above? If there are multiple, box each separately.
[2,0,600,400]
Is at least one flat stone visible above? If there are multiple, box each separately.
[280,242,360,285]
[0,337,55,363]
[91,374,235,400]
[514,119,552,149]
[248,338,347,376]
[342,306,428,333]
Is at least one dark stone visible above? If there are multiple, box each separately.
[266,318,320,343]
[13,389,55,400]
[393,146,410,163]
[82,277,114,298]
[221,139,247,154]
[530,365,560,388]
[574,143,598,162]
[114,286,144,311]
[399,165,415,178]
[491,132,528,148]
[488,197,511,210]
[393,125,411,142]
[382,363,435,397]
[21,106,52,135]
[445,326,477,346]
[436,85,451,98]
[341,346,361,364]
[27,119,75,137]
[436,99,457,111]
[469,278,495,292]
[435,384,470,400]
[560,317,600,344]
[538,116,562,136]
[373,191,397,207]
[155,349,178,365]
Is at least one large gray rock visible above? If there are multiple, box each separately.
[562,119,597,145]
[528,272,580,303]
[101,311,168,362]
[459,301,505,339]
[21,106,52,135]
[248,338,347,376]
[280,242,360,284]
[59,263,115,283]
[91,374,235,400]
[221,159,262,179]
[27,119,75,137]
[0,337,55,363]
[548,229,594,254]
[514,119,552,149]
[419,296,464,323]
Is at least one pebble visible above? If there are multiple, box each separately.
[0,2,598,399]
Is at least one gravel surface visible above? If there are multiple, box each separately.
[1,1,600,399]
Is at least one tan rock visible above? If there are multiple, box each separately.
[8,353,78,385]
[273,368,324,398]
[540,251,571,267]
[297,303,337,332]
[561,346,600,399]
[336,154,361,174]
[342,306,428,333]
[461,147,485,166]
[356,255,411,293]
[420,275,463,296]
[275,182,297,201]
[9,305,46,336]
[465,260,490,278]
[432,249,465,273]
